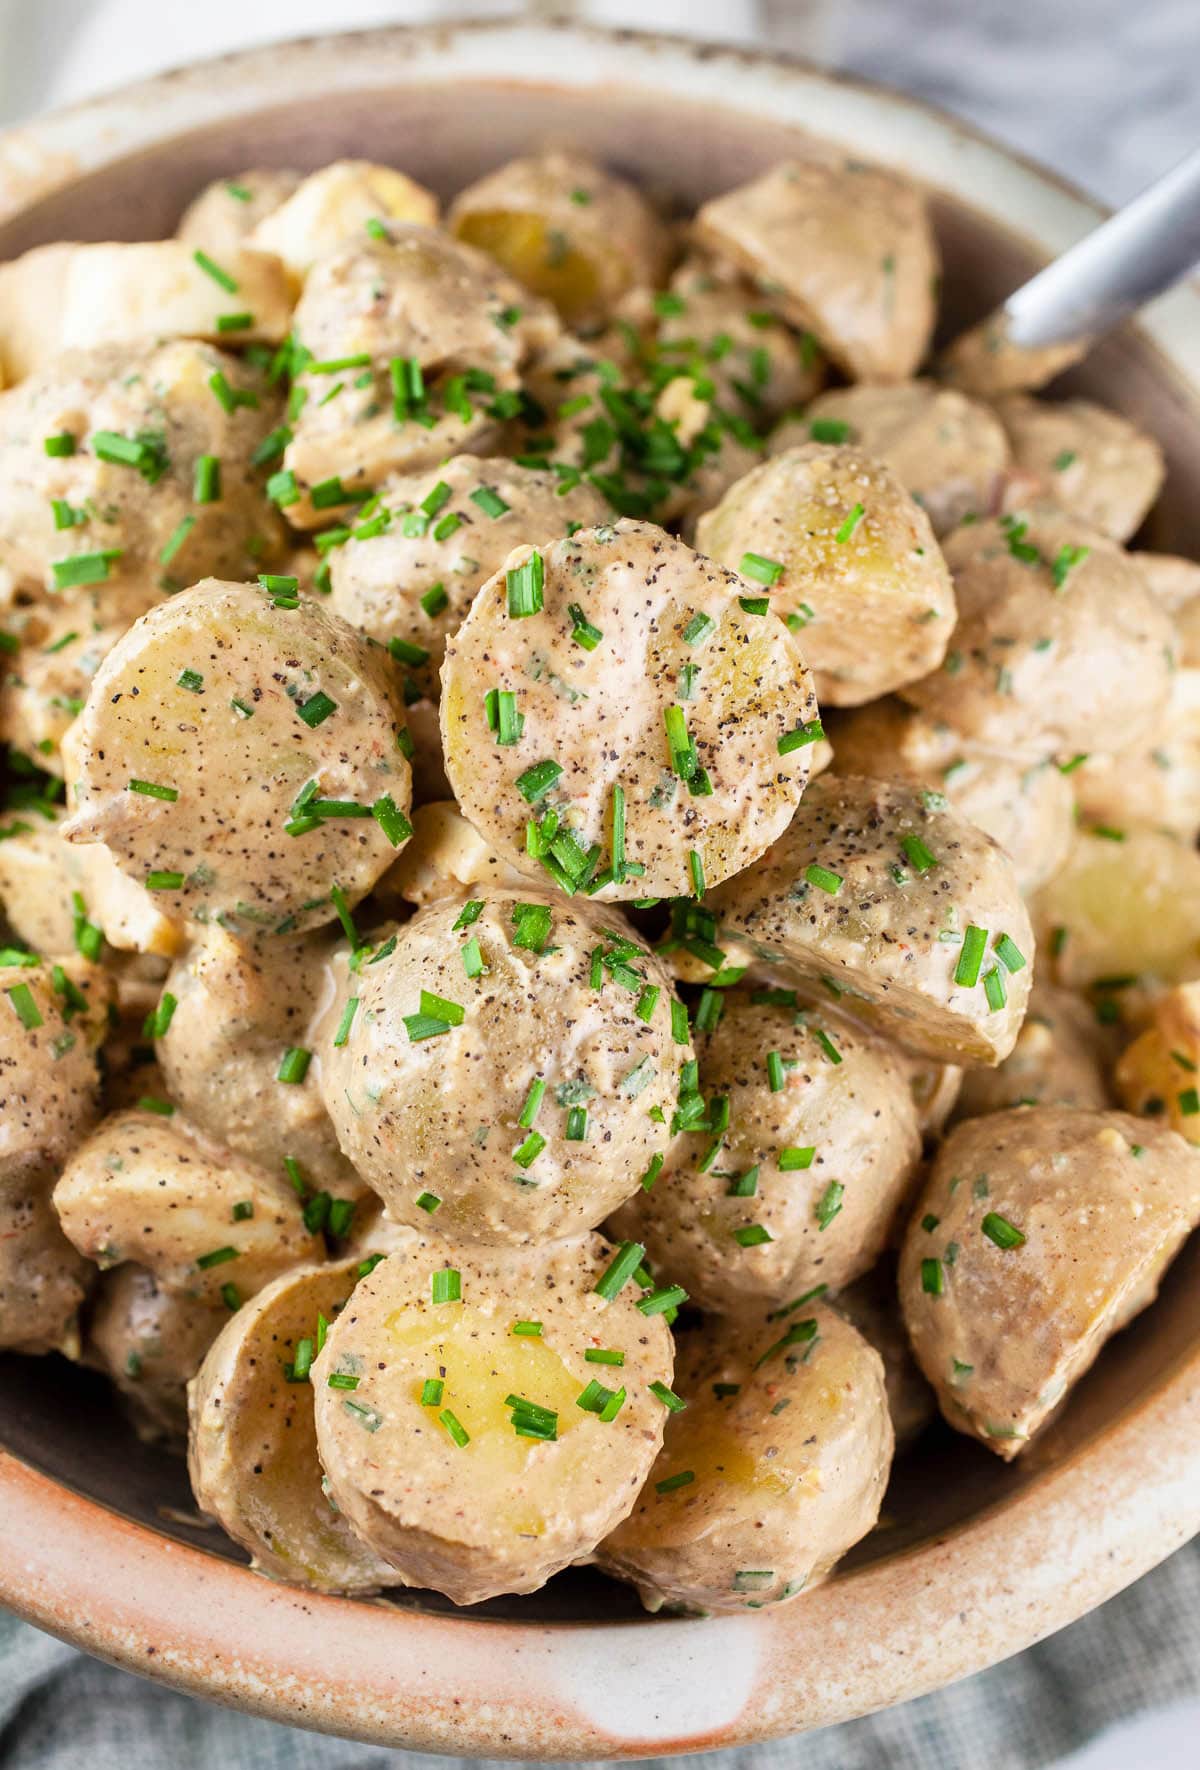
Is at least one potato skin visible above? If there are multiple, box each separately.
[900,1108,1200,1457]
[695,158,938,382]
[901,505,1175,758]
[189,1257,397,1594]
[777,381,1009,537]
[319,889,687,1244]
[90,1262,225,1444]
[441,519,819,901]
[597,1303,892,1614]
[63,578,411,937]
[696,443,956,706]
[312,1231,674,1606]
[53,1107,323,1304]
[707,773,1034,1066]
[610,990,921,1313]
[953,981,1111,1122]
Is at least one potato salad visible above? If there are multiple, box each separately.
[1,147,1197,1617]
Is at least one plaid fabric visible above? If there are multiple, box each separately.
[1,1540,1198,1767]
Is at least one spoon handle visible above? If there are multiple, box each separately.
[1005,144,1200,349]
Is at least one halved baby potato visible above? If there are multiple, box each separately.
[597,1302,891,1614]
[901,504,1175,758]
[900,1107,1200,1457]
[89,1262,226,1444]
[440,519,819,901]
[1115,982,1200,1145]
[156,925,360,1198]
[189,1256,397,1593]
[694,157,938,383]
[449,150,670,329]
[318,888,687,1243]
[53,1105,323,1304]
[311,1230,674,1606]
[329,454,607,700]
[953,980,1111,1122]
[695,443,956,705]
[707,773,1034,1066]
[282,226,553,527]
[775,380,1010,536]
[610,989,921,1313]
[0,339,286,596]
[63,578,411,937]
[826,698,1074,896]
[176,168,303,260]
[250,160,438,286]
[996,395,1164,542]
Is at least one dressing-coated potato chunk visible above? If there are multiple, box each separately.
[0,1192,91,1355]
[282,226,553,527]
[0,588,151,775]
[1071,666,1200,845]
[312,1231,674,1605]
[695,158,938,383]
[372,800,525,916]
[189,1257,397,1593]
[707,774,1034,1065]
[1115,982,1200,1144]
[775,381,1009,536]
[319,888,687,1243]
[63,578,411,937]
[597,1303,891,1614]
[953,980,1111,1121]
[250,160,438,286]
[53,1106,323,1304]
[826,699,1074,895]
[1135,551,1200,621]
[900,1108,1200,1457]
[609,990,921,1313]
[176,168,303,260]
[0,811,89,961]
[656,256,826,425]
[900,505,1174,757]
[996,395,1164,542]
[89,1262,226,1444]
[156,926,359,1197]
[1034,825,1200,997]
[441,519,819,900]
[0,340,286,597]
[695,444,956,705]
[449,150,670,329]
[328,454,607,699]
[0,956,106,1194]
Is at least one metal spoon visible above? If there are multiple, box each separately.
[942,143,1200,396]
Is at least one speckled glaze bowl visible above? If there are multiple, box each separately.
[1,19,1199,1759]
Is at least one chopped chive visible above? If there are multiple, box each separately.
[516,759,562,803]
[981,1212,1026,1250]
[637,1284,687,1317]
[815,1181,844,1231]
[777,718,824,755]
[160,516,197,567]
[415,1191,442,1213]
[778,1146,815,1170]
[431,1268,461,1305]
[955,925,988,989]
[276,1047,312,1084]
[196,1246,238,1271]
[295,690,337,728]
[835,502,865,543]
[813,1027,842,1065]
[656,1471,695,1494]
[682,611,717,646]
[983,968,1007,1012]
[470,485,511,519]
[568,602,603,650]
[565,1105,588,1140]
[766,1051,785,1092]
[419,989,464,1026]
[511,902,552,952]
[128,778,178,802]
[43,433,76,457]
[439,1408,470,1447]
[733,1224,772,1246]
[518,1078,546,1128]
[52,549,121,590]
[5,983,42,1030]
[193,453,221,503]
[900,833,937,874]
[921,1256,944,1296]
[595,1241,645,1301]
[371,794,413,848]
[453,900,484,931]
[809,417,851,443]
[689,850,705,897]
[461,936,483,978]
[332,996,360,1047]
[804,863,842,895]
[1179,1088,1200,1115]
[420,582,450,618]
[192,249,238,292]
[1051,543,1090,590]
[739,551,784,587]
[993,933,1026,973]
[512,1320,543,1337]
[639,1153,664,1192]
[586,1347,625,1366]
[136,1096,175,1116]
[506,551,545,618]
[145,871,184,890]
[420,1378,444,1406]
[388,637,430,668]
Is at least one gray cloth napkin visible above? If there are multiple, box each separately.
[2,1539,1199,1766]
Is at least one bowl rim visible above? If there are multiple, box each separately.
[2,17,1199,1760]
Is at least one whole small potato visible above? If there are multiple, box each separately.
[996,395,1163,542]
[900,1107,1200,1457]
[597,1303,891,1614]
[953,980,1111,1121]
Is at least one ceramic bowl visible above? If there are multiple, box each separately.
[1,18,1198,1759]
